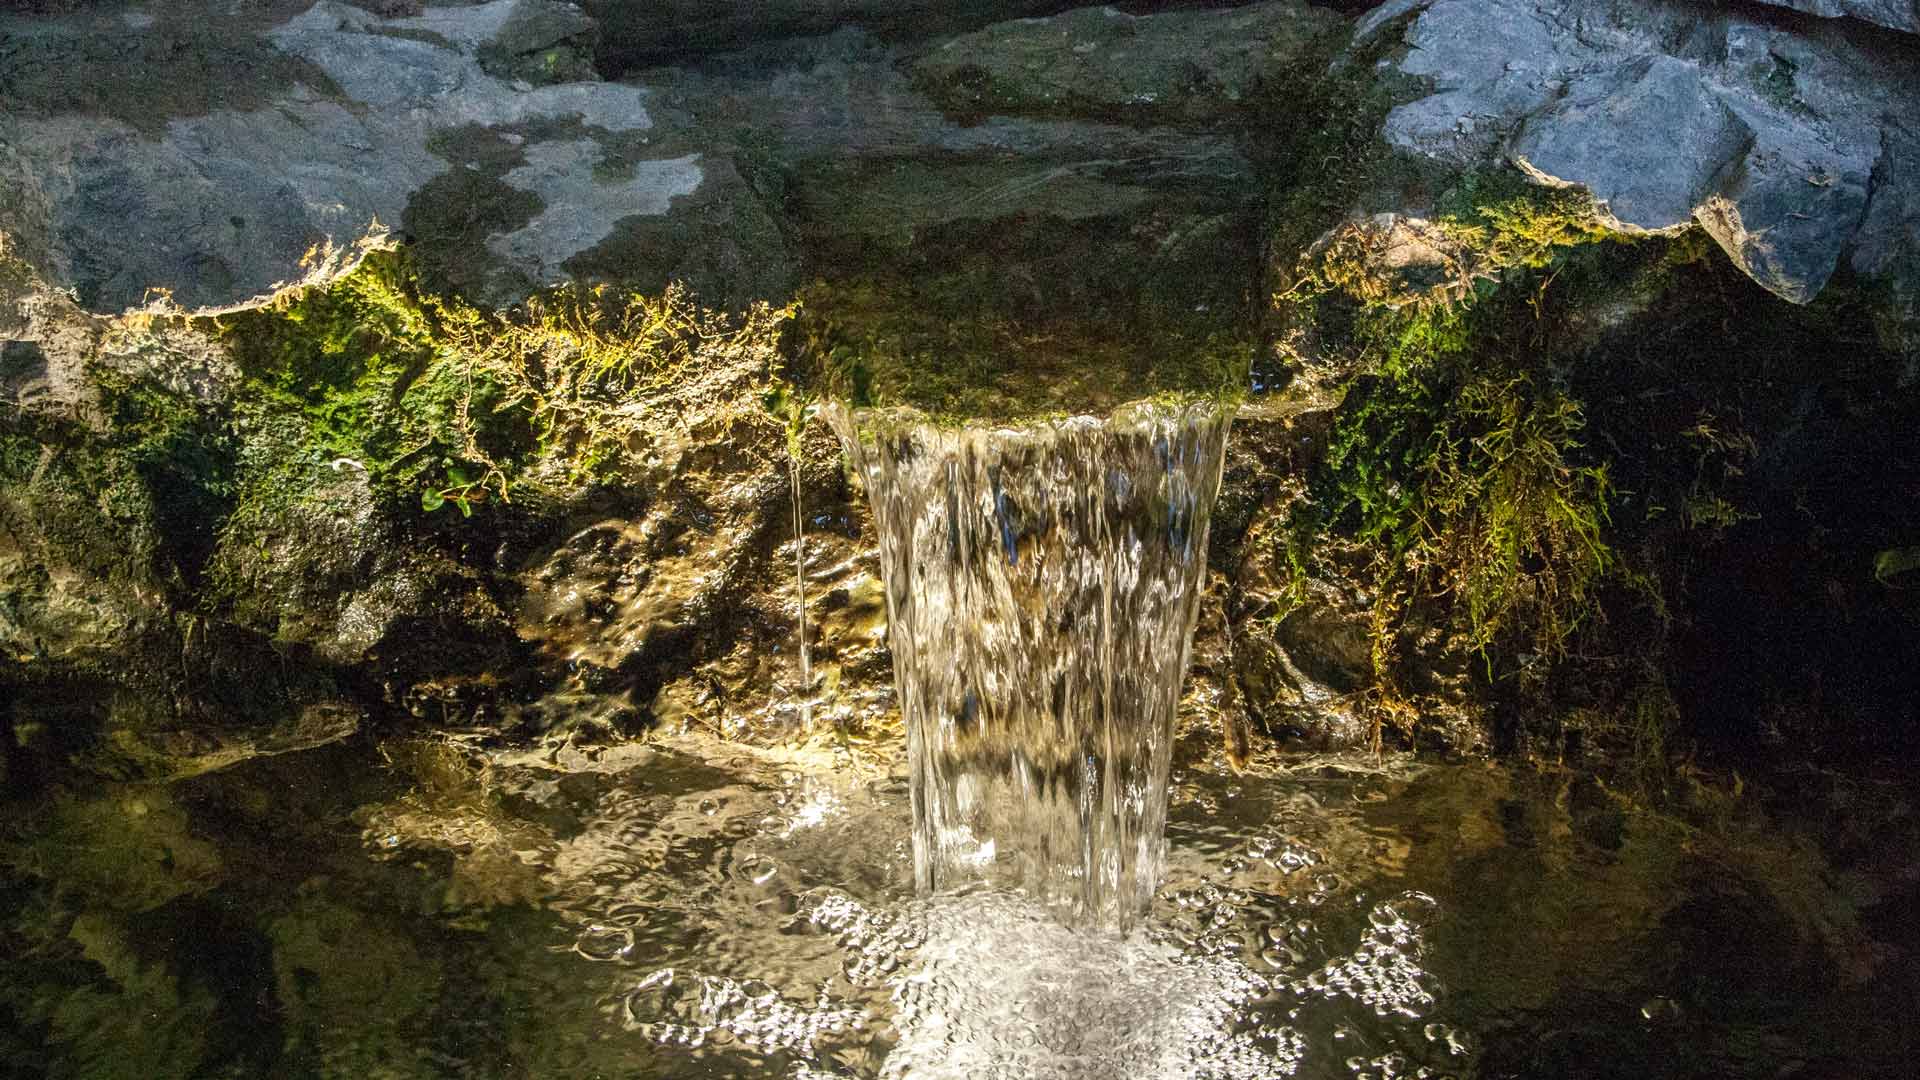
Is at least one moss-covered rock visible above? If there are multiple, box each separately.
[911,2,1346,124]
[2,0,1915,779]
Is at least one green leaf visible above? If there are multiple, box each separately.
[762,385,789,419]
[1873,547,1920,587]
[457,497,474,518]
[421,488,445,511]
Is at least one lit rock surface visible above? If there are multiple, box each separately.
[1,0,1917,777]
[1379,0,1920,303]
[0,0,693,312]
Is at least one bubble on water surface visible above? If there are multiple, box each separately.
[624,967,867,1055]
[573,922,635,961]
[1289,894,1440,1021]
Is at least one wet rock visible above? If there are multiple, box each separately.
[910,2,1345,122]
[585,0,1072,68]
[211,468,518,674]
[476,0,601,85]
[507,420,880,744]
[0,0,730,311]
[1378,0,1920,305]
[1755,0,1920,36]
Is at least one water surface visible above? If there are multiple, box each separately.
[5,726,1911,1079]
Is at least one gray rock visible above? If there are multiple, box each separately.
[5,1,1274,318]
[910,2,1345,122]
[1381,0,1920,304]
[485,143,705,283]
[0,0,716,312]
[492,0,599,57]
[1512,56,1753,233]
[1756,1,1920,37]
[642,26,1256,249]
[1851,129,1920,291]
[1352,0,1430,44]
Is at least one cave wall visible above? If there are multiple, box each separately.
[1,0,1915,789]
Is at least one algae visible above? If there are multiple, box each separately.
[795,198,1261,424]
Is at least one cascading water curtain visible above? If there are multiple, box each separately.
[831,399,1233,930]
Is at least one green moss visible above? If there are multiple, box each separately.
[443,277,793,482]
[212,252,512,534]
[1260,15,1434,272]
[0,360,237,593]
[1291,364,1616,660]
[798,276,1252,424]
[795,199,1262,423]
[89,370,238,587]
[0,430,42,482]
[1434,170,1616,271]
[1277,211,1638,736]
[209,250,795,537]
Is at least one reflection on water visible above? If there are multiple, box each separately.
[6,727,1914,1078]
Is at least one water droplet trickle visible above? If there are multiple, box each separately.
[1640,996,1682,1023]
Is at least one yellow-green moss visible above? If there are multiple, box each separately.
[1274,181,1638,736]
[797,276,1252,425]
[210,251,792,528]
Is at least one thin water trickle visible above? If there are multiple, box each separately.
[787,445,813,729]
[829,398,1234,929]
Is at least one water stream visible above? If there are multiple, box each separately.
[8,730,1908,1079]
[829,399,1234,929]
[4,404,1913,1077]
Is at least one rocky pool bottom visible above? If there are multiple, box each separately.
[3,721,1914,1080]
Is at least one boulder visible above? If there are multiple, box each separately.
[0,0,762,312]
[1379,0,1920,305]
[910,1,1345,122]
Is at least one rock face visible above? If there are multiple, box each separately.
[911,2,1344,121]
[1758,0,1920,36]
[7,0,1915,315]
[2,0,1918,783]
[0,0,1313,326]
[582,0,1075,66]
[1377,0,1920,304]
[0,0,716,311]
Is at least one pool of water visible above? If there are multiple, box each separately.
[3,726,1914,1079]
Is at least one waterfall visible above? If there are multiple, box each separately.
[830,398,1233,929]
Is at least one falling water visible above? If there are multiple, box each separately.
[830,397,1234,929]
[787,445,813,728]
